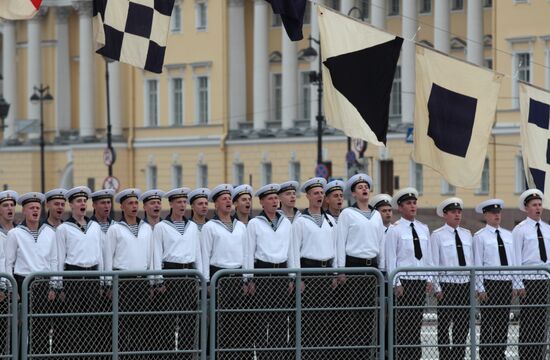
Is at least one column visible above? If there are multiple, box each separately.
[401,0,417,124]
[467,0,483,66]
[228,0,246,130]
[76,1,95,140]
[108,61,122,138]
[309,0,323,128]
[2,21,17,141]
[281,28,297,129]
[370,0,385,29]
[55,7,71,138]
[27,14,42,122]
[253,0,269,130]
[434,0,450,53]
[340,0,354,16]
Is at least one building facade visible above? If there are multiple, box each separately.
[0,0,548,218]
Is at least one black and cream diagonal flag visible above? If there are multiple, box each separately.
[93,0,175,74]
[265,0,307,41]
[318,5,403,146]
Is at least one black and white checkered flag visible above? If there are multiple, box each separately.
[93,0,175,74]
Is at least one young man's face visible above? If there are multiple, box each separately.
[234,194,252,215]
[92,198,112,220]
[260,194,279,213]
[377,204,393,226]
[143,199,162,218]
[121,197,139,217]
[399,199,417,219]
[484,210,501,228]
[278,189,296,208]
[215,194,233,216]
[192,198,209,217]
[69,197,88,217]
[170,197,187,218]
[325,190,344,211]
[352,182,370,203]
[46,199,66,220]
[0,200,16,223]
[306,187,324,208]
[526,199,543,221]
[443,208,462,228]
[23,202,41,223]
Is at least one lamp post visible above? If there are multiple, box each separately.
[302,36,324,167]
[30,84,54,194]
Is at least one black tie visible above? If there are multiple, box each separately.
[537,223,547,263]
[495,229,508,266]
[410,223,422,260]
[454,229,466,266]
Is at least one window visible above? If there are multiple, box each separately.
[388,0,399,15]
[170,78,184,126]
[389,66,401,122]
[483,0,492,7]
[195,75,209,124]
[147,165,158,189]
[513,52,531,108]
[272,73,282,121]
[196,1,207,30]
[410,160,423,194]
[145,79,159,127]
[441,178,456,195]
[197,164,208,188]
[451,0,463,11]
[419,0,431,14]
[172,165,183,188]
[171,3,182,33]
[261,162,272,186]
[271,14,282,27]
[233,163,244,185]
[476,158,490,194]
[515,155,528,193]
[299,72,311,121]
[289,161,301,182]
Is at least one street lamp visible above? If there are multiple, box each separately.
[30,84,54,195]
[303,36,324,167]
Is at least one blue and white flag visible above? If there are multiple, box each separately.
[519,82,550,208]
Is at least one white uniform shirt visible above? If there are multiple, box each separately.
[245,212,292,270]
[513,217,550,284]
[152,218,202,271]
[104,219,153,271]
[0,225,12,275]
[430,224,473,292]
[385,217,432,285]
[277,208,301,224]
[56,217,104,270]
[335,206,385,269]
[473,224,518,292]
[201,216,247,281]
[5,222,58,276]
[289,210,336,268]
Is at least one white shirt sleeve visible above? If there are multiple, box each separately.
[335,214,347,268]
[201,225,213,281]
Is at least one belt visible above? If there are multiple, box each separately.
[300,257,333,268]
[345,255,378,267]
[255,259,287,269]
[65,264,99,271]
[163,261,193,270]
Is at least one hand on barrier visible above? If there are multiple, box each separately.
[435,291,444,301]
[57,290,66,302]
[102,288,112,300]
[337,274,347,285]
[156,284,167,294]
[517,288,526,298]
[395,285,404,297]
[47,290,56,302]
[243,282,256,296]
[477,292,488,302]
[0,292,5,303]
[426,282,433,294]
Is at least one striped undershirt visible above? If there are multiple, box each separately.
[128,224,139,237]
[197,223,205,231]
[29,229,39,241]
[223,221,234,233]
[99,222,110,234]
[173,221,186,235]
[311,214,324,227]
[358,209,373,220]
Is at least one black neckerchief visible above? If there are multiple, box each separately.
[66,215,91,233]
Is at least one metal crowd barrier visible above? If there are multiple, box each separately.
[388,266,550,360]
[209,267,385,360]
[0,274,18,360]
[20,270,207,359]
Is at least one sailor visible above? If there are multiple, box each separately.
[5,192,58,355]
[201,184,248,350]
[141,189,165,228]
[277,181,301,223]
[55,186,104,354]
[152,187,202,355]
[189,188,211,230]
[43,188,66,228]
[232,184,253,225]
[431,197,473,360]
[513,189,550,360]
[323,180,345,223]
[334,173,384,353]
[105,188,153,353]
[90,189,115,234]
[245,184,293,353]
[385,187,432,360]
[473,199,516,360]
[369,193,393,230]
